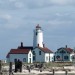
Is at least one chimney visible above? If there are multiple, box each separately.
[43,44,45,47]
[21,42,23,47]
[38,44,39,47]
[65,45,67,48]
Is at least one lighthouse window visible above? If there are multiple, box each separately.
[39,51,41,55]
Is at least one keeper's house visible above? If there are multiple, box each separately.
[54,45,74,62]
[6,42,33,63]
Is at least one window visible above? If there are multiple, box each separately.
[56,56,61,61]
[39,51,41,55]
[36,32,37,35]
[60,50,66,53]
[56,56,60,59]
[72,55,75,59]
[56,51,59,53]
[14,59,17,62]
[23,58,26,62]
[46,57,48,61]
[64,56,68,59]
[33,51,35,55]
[33,56,35,61]
[30,54,31,57]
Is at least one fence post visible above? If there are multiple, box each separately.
[53,69,55,75]
[27,66,31,73]
[0,60,2,75]
[65,70,68,75]
[9,62,12,75]
[0,60,2,72]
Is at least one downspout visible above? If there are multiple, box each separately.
[49,53,50,62]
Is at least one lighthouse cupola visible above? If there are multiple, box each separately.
[33,24,44,48]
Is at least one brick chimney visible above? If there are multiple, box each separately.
[43,44,45,47]
[65,45,67,48]
[38,44,39,47]
[21,42,23,47]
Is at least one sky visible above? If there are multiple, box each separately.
[0,0,75,59]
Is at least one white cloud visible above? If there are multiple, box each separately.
[0,14,12,25]
[50,0,68,5]
[0,0,74,11]
[2,14,12,20]
[4,24,20,29]
[55,13,63,17]
[9,0,17,2]
[0,14,12,23]
[14,2,24,8]
[23,0,75,8]
[48,0,75,6]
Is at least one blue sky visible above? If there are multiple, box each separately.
[0,0,75,59]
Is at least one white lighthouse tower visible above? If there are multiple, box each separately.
[33,24,44,48]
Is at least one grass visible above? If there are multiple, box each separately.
[1,61,73,68]
[44,62,73,68]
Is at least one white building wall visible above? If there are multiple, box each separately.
[45,53,54,62]
[9,54,28,63]
[50,53,54,61]
[8,50,33,63]
[70,53,74,62]
[45,53,49,62]
[33,48,45,62]
[33,48,54,62]
[28,50,33,63]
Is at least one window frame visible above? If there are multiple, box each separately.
[64,56,68,60]
[39,51,41,55]
[46,56,48,61]
[23,58,26,62]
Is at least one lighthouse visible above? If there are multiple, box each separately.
[33,24,44,48]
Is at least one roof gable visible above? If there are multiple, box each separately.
[34,47,53,53]
[65,48,73,53]
[57,47,73,53]
[10,49,30,54]
[6,49,30,58]
[6,42,33,58]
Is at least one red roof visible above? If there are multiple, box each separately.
[10,49,30,54]
[38,47,53,53]
[57,47,73,53]
[65,48,73,53]
[6,49,30,58]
